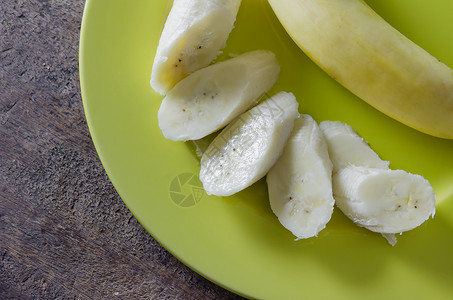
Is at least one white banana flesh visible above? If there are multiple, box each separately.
[267,0,453,139]
[319,121,389,174]
[158,50,280,141]
[267,115,335,239]
[151,0,241,95]
[200,92,299,196]
[333,166,436,234]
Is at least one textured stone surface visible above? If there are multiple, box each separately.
[0,1,243,299]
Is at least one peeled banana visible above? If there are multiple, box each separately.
[268,0,453,139]
[267,115,335,239]
[158,50,280,141]
[319,121,389,174]
[200,92,299,196]
[333,166,436,234]
[320,120,436,236]
[151,0,241,95]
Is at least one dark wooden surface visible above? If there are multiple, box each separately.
[0,1,245,299]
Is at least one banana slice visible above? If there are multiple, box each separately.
[200,92,299,196]
[267,115,335,239]
[151,0,241,95]
[158,50,280,141]
[319,121,389,174]
[333,166,436,234]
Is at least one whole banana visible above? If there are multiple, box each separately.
[268,0,453,139]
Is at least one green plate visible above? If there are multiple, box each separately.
[79,0,453,299]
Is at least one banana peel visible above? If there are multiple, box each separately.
[268,0,453,139]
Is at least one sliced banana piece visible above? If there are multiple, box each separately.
[333,166,436,234]
[319,121,389,174]
[267,115,335,239]
[158,50,280,141]
[151,0,241,95]
[200,91,299,196]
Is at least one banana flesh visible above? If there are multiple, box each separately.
[333,166,436,234]
[320,121,435,236]
[319,121,389,174]
[158,50,280,141]
[267,115,335,239]
[268,0,453,139]
[200,92,299,196]
[151,0,241,95]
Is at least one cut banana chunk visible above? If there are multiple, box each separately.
[267,115,335,239]
[150,0,241,95]
[158,50,280,141]
[200,92,299,196]
[333,166,436,234]
[319,121,389,174]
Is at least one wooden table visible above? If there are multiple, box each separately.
[0,1,244,298]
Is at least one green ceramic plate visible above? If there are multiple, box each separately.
[79,0,453,299]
